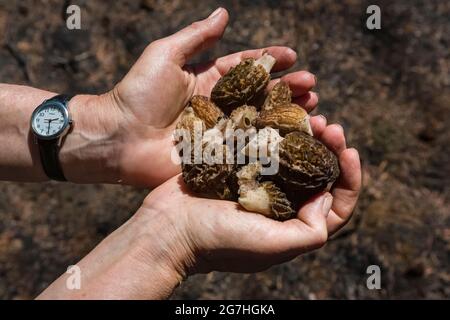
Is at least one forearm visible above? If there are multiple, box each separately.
[0,84,54,181]
[0,84,122,183]
[37,206,187,300]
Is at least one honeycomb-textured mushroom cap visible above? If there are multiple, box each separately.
[256,103,312,136]
[263,81,292,111]
[236,162,295,220]
[178,53,342,221]
[239,181,295,220]
[182,145,238,200]
[175,107,205,143]
[189,95,224,129]
[183,162,238,200]
[277,131,340,202]
[211,53,276,114]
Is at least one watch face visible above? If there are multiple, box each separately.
[31,102,69,139]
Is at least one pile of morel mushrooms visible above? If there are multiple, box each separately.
[175,53,339,221]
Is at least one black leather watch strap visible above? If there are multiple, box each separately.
[47,94,72,104]
[38,139,67,181]
[36,94,73,181]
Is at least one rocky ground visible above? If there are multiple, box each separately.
[0,0,448,299]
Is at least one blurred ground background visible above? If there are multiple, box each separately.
[0,0,448,299]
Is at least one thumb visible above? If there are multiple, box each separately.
[284,192,332,251]
[164,8,229,65]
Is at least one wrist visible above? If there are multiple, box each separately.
[59,93,123,183]
[135,202,197,277]
[38,205,189,300]
[123,207,193,298]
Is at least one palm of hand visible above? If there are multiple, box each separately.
[113,50,236,186]
[107,9,361,274]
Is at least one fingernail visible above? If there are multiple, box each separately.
[348,148,360,161]
[335,123,344,134]
[208,7,223,19]
[318,114,327,124]
[322,193,333,217]
[313,75,318,86]
[287,48,297,59]
[302,72,315,82]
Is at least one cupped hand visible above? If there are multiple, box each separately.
[106,8,318,187]
[38,8,362,300]
[139,117,361,275]
[39,116,361,300]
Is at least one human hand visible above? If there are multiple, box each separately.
[63,8,318,187]
[139,117,361,275]
[39,121,360,299]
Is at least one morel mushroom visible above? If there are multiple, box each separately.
[230,105,258,130]
[263,81,292,111]
[236,162,295,220]
[276,131,340,204]
[256,103,312,136]
[182,144,238,201]
[188,95,224,129]
[257,81,312,136]
[175,106,205,143]
[177,55,341,221]
[211,53,276,114]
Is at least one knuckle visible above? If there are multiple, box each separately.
[145,39,165,53]
[189,22,207,44]
[311,227,328,248]
[189,21,204,32]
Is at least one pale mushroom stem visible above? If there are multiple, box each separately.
[304,115,314,136]
[255,53,276,73]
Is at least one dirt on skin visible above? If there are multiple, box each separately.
[0,0,448,299]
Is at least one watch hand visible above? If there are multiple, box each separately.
[47,121,51,134]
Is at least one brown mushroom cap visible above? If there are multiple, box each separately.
[276,131,340,203]
[178,54,341,220]
[175,107,205,144]
[211,54,275,114]
[189,95,224,129]
[263,81,292,111]
[236,162,295,220]
[182,145,238,201]
[256,103,312,136]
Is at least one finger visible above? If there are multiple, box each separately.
[214,46,297,74]
[262,193,331,255]
[310,115,327,137]
[295,192,332,230]
[319,123,347,155]
[327,148,362,235]
[163,8,229,65]
[268,71,317,97]
[217,192,331,255]
[292,92,319,112]
[276,192,332,253]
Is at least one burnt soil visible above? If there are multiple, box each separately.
[0,0,448,299]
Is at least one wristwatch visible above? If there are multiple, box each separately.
[30,94,73,181]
